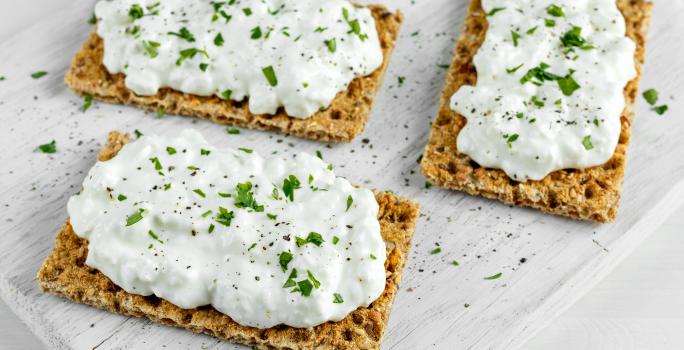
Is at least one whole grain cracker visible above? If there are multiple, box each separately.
[421,0,652,222]
[38,131,420,350]
[65,6,402,143]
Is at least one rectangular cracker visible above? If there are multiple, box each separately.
[64,6,402,143]
[421,0,652,223]
[37,131,420,350]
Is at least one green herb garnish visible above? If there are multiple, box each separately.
[282,175,301,201]
[234,182,264,212]
[31,71,48,79]
[215,206,235,226]
[262,66,278,86]
[126,208,144,226]
[279,251,293,271]
[168,27,195,42]
[142,40,161,58]
[38,140,57,154]
[295,232,324,247]
[324,38,337,53]
[486,7,506,16]
[484,272,502,280]
[333,293,344,303]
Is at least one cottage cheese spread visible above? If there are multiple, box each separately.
[451,0,636,181]
[67,129,386,328]
[95,0,383,118]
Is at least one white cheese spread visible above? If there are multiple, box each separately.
[450,0,636,181]
[67,129,386,328]
[94,0,383,118]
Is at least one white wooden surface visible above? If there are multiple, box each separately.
[4,203,683,350]
[0,1,682,349]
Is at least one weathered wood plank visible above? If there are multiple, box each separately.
[0,0,682,349]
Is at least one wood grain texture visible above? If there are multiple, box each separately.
[0,0,683,350]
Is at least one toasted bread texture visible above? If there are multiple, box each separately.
[37,131,420,350]
[421,0,652,222]
[64,6,402,143]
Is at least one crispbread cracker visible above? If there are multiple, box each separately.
[421,0,652,222]
[64,6,402,143]
[37,131,420,350]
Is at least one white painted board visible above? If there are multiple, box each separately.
[0,0,682,349]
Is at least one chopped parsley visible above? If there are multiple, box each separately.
[430,247,442,254]
[126,208,144,226]
[307,270,321,289]
[242,8,252,16]
[486,7,506,16]
[262,66,278,87]
[505,134,519,148]
[81,95,94,113]
[653,105,668,115]
[134,129,143,138]
[642,89,668,114]
[238,147,253,153]
[346,195,353,211]
[643,89,659,105]
[511,31,521,47]
[192,188,206,198]
[342,8,368,41]
[506,64,524,74]
[88,13,97,25]
[250,26,263,39]
[297,279,314,296]
[168,27,195,42]
[221,90,233,100]
[175,48,209,66]
[333,293,344,303]
[582,135,594,150]
[295,232,324,247]
[546,4,564,17]
[332,236,340,244]
[279,251,293,271]
[31,71,48,79]
[370,254,377,260]
[521,63,580,96]
[234,182,264,212]
[282,175,301,201]
[142,40,161,58]
[484,272,503,280]
[324,38,337,53]
[215,206,235,226]
[214,33,224,46]
[149,157,163,172]
[148,230,164,244]
[557,74,581,96]
[117,194,127,201]
[561,26,594,50]
[128,4,144,20]
[38,140,57,154]
[166,146,176,155]
[200,149,211,156]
